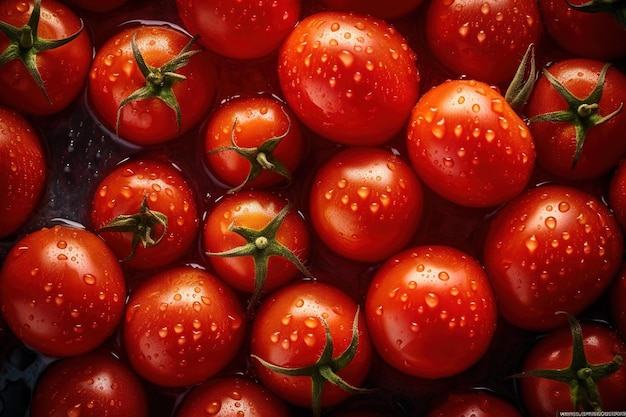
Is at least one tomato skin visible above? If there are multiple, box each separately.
[250,281,373,409]
[406,79,535,208]
[365,245,497,379]
[175,0,300,60]
[122,266,246,387]
[309,147,423,263]
[0,225,126,357]
[483,185,623,332]
[519,322,626,417]
[318,0,424,20]
[425,0,542,86]
[425,390,524,417]
[0,106,46,238]
[608,158,626,231]
[278,11,420,146]
[90,159,199,270]
[526,59,626,180]
[88,24,217,146]
[176,376,291,417]
[30,350,149,417]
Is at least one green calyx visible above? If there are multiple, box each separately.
[512,312,623,412]
[529,62,623,169]
[505,43,537,110]
[98,194,168,263]
[206,203,312,311]
[566,0,626,27]
[251,308,372,417]
[116,31,201,136]
[0,0,84,104]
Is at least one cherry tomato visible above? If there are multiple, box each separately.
[88,24,217,146]
[30,350,149,417]
[175,0,300,60]
[203,96,304,192]
[0,106,46,238]
[90,159,199,270]
[483,185,623,331]
[365,245,497,379]
[318,0,424,20]
[122,266,246,387]
[424,390,524,417]
[406,79,535,208]
[278,11,420,146]
[0,225,126,357]
[309,147,423,263]
[0,0,92,115]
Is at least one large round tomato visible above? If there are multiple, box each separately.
[278,11,420,146]
[365,245,497,379]
[483,184,623,331]
[0,225,126,357]
[406,79,535,208]
[309,147,423,263]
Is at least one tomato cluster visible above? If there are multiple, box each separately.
[1,0,626,416]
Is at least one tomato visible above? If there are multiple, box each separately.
[483,184,623,332]
[365,245,497,379]
[175,0,300,60]
[203,96,304,192]
[90,159,199,270]
[0,0,92,115]
[610,267,626,340]
[277,11,420,146]
[318,0,424,20]
[309,147,423,263]
[88,24,217,146]
[517,315,626,416]
[30,350,149,417]
[0,106,46,238]
[425,0,542,86]
[65,0,130,13]
[0,225,126,357]
[176,376,291,417]
[203,191,311,308]
[424,390,524,417]
[526,59,626,180]
[406,79,535,208]
[250,281,373,415]
[122,266,246,387]
[608,158,626,230]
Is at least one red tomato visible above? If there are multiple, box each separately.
[90,159,199,270]
[526,59,626,180]
[309,147,423,263]
[175,0,300,60]
[406,79,535,208]
[483,185,623,331]
[65,0,130,13]
[88,24,217,146]
[610,268,626,340]
[318,0,424,20]
[0,106,46,238]
[203,96,304,192]
[278,11,420,146]
[176,376,291,417]
[425,0,542,86]
[122,266,246,387]
[250,281,373,414]
[0,225,126,357]
[30,350,149,417]
[425,390,524,417]
[608,158,626,230]
[365,245,497,379]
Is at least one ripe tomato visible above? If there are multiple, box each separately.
[122,266,246,387]
[0,0,92,115]
[424,390,524,417]
[608,158,626,230]
[526,59,626,180]
[88,24,217,146]
[90,159,199,270]
[406,79,535,208]
[0,225,126,357]
[203,96,304,192]
[176,376,291,417]
[250,281,373,414]
[365,245,497,379]
[30,350,149,417]
[278,11,420,146]
[309,147,423,263]
[318,0,424,20]
[0,106,46,238]
[483,185,623,332]
[175,0,300,60]
[425,0,542,86]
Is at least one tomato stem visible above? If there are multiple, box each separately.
[505,43,536,110]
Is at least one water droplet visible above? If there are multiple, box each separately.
[425,292,439,308]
